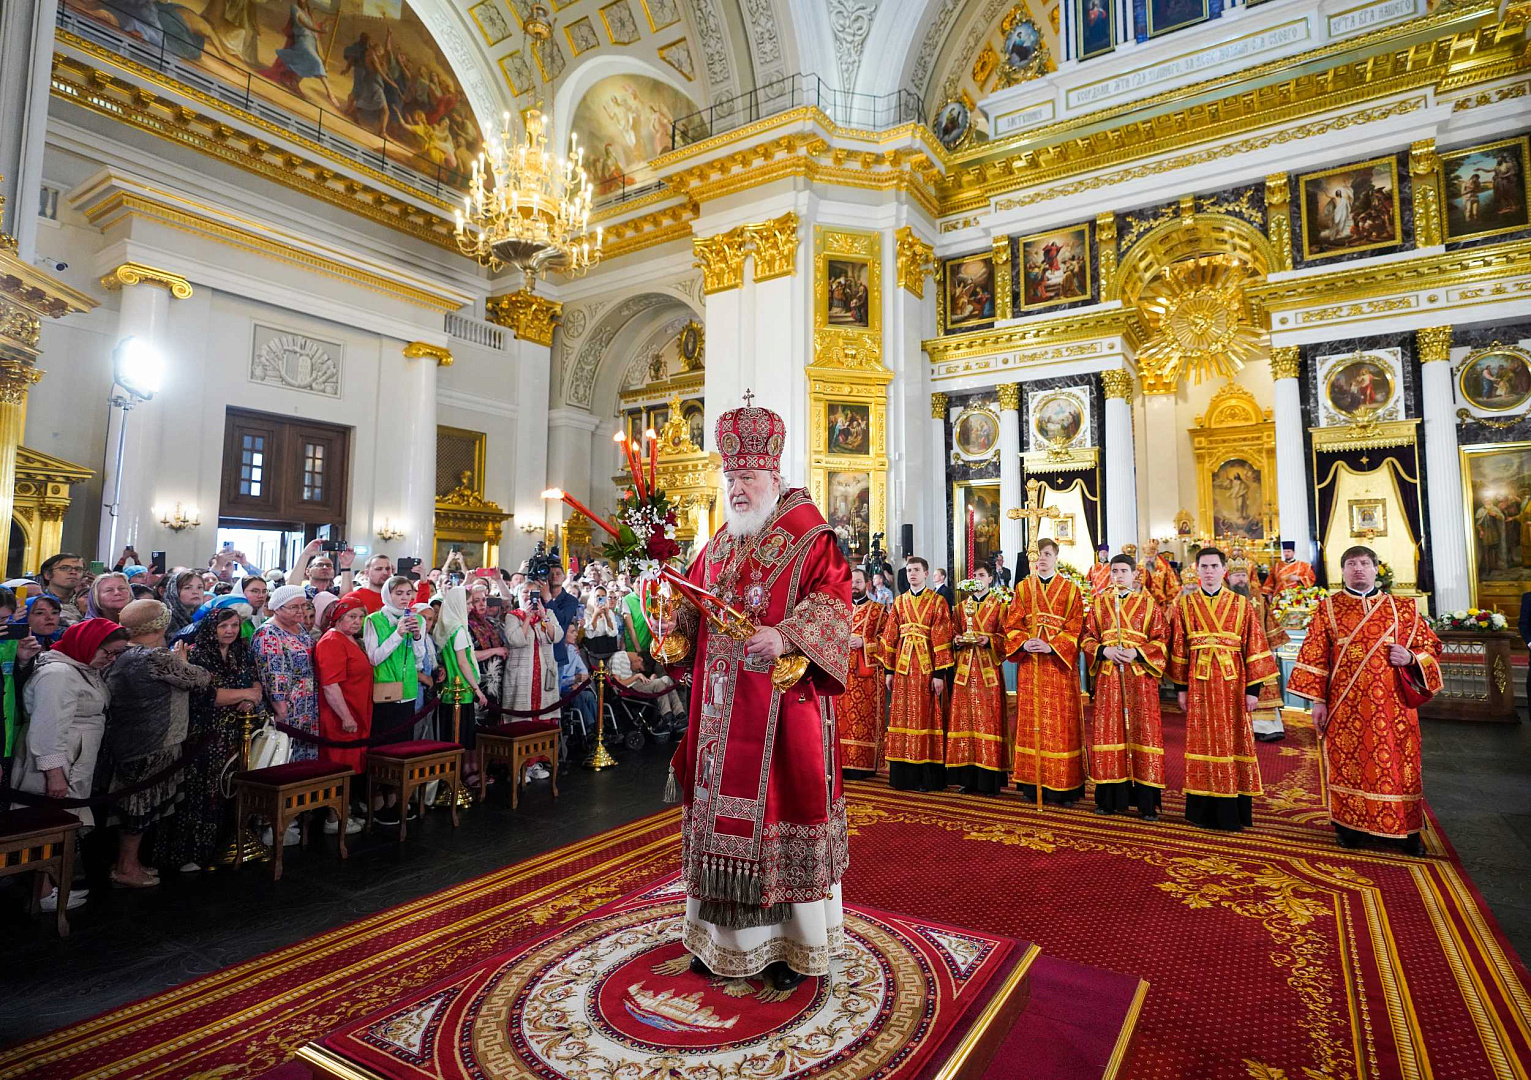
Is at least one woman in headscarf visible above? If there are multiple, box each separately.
[503,582,561,722]
[155,605,264,872]
[434,586,487,790]
[84,572,133,623]
[105,600,212,887]
[10,618,131,911]
[22,594,64,649]
[363,576,427,826]
[163,571,206,636]
[252,585,319,763]
[412,602,441,739]
[465,581,509,722]
[314,592,372,833]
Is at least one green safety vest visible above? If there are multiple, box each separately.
[623,592,651,652]
[440,624,480,691]
[0,639,15,759]
[367,611,419,699]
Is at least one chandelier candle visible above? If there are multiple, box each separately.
[645,428,658,496]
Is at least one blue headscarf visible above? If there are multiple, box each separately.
[176,594,254,643]
[16,594,64,648]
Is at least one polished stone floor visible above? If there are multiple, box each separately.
[3,716,1529,1046]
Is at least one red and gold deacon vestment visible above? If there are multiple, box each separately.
[945,589,1008,792]
[1086,560,1113,596]
[1136,554,1178,607]
[839,595,888,775]
[1081,589,1168,808]
[1286,591,1443,839]
[1264,557,1316,596]
[1168,588,1278,827]
[1245,586,1290,732]
[1004,574,1085,798]
[879,588,954,790]
[667,487,852,975]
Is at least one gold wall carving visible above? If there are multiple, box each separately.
[1264,173,1294,273]
[924,305,1140,365]
[932,391,949,419]
[1100,369,1134,400]
[435,468,510,569]
[1410,139,1445,248]
[652,395,722,546]
[809,366,892,563]
[1096,214,1119,302]
[814,226,883,367]
[402,341,454,366]
[741,212,800,281]
[1417,325,1453,364]
[593,198,699,263]
[1310,417,1419,454]
[996,383,1021,410]
[12,447,92,575]
[1191,384,1278,541]
[99,261,193,299]
[485,289,562,347]
[693,227,750,293]
[895,226,935,298]
[992,236,1013,320]
[1269,347,1301,381]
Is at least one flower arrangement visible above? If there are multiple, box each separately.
[957,578,1012,603]
[1055,562,1092,613]
[600,489,680,576]
[1272,585,1330,629]
[1435,608,1509,632]
[1375,560,1395,593]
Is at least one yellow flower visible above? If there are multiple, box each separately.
[1468,607,1480,615]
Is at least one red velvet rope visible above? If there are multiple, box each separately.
[481,677,593,718]
[272,695,439,747]
[6,723,222,810]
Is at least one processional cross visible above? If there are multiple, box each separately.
[1006,478,1053,559]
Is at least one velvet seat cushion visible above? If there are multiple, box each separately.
[482,721,560,739]
[367,740,462,758]
[236,761,354,786]
[0,806,83,836]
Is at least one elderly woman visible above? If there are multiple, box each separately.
[252,585,320,763]
[466,581,509,724]
[156,605,264,872]
[504,583,561,722]
[164,571,206,636]
[314,593,372,833]
[84,572,133,623]
[105,600,212,888]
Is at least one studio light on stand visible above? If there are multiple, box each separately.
[105,335,165,557]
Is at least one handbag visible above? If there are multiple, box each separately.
[247,717,292,771]
[373,681,404,703]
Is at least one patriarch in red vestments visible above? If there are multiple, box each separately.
[1169,546,1278,831]
[1286,545,1442,855]
[1005,539,1086,803]
[1264,540,1317,596]
[1081,554,1167,819]
[880,557,954,792]
[946,563,1008,795]
[663,398,852,992]
[840,565,888,779]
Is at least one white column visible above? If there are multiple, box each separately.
[751,269,809,483]
[511,337,553,562]
[998,384,1022,559]
[1419,327,1469,612]
[930,392,949,564]
[547,407,600,537]
[98,272,178,559]
[399,342,444,561]
[1270,348,1312,559]
[0,0,59,259]
[1101,370,1137,551]
[1140,389,1180,542]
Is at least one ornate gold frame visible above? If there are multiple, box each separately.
[1460,439,1531,613]
[1456,341,1531,414]
[1439,135,1531,245]
[1076,0,1115,60]
[951,479,1003,580]
[952,402,1002,463]
[931,98,977,153]
[468,0,512,44]
[1190,384,1279,540]
[1145,0,1208,37]
[939,252,998,334]
[1297,155,1404,262]
[1348,498,1387,537]
[1320,349,1401,423]
[814,227,882,360]
[1015,224,1093,313]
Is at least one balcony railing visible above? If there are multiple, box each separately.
[670,74,926,150]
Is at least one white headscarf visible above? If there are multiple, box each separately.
[434,585,469,649]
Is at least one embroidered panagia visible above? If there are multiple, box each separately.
[1004,574,1085,799]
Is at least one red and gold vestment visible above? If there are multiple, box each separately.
[945,591,1007,778]
[838,596,887,774]
[1081,590,1167,789]
[878,589,954,771]
[1004,574,1085,794]
[1264,558,1316,596]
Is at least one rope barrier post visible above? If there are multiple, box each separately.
[221,712,270,865]
[444,673,476,809]
[585,661,617,771]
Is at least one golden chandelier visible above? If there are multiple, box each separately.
[453,4,602,283]
[1135,255,1268,385]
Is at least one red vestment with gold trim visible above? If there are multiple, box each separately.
[1168,589,1278,816]
[1264,558,1316,596]
[1286,592,1443,838]
[1246,587,1289,720]
[1004,574,1085,796]
[1081,590,1167,793]
[838,596,887,774]
[946,591,1007,787]
[878,589,954,788]
[1086,562,1113,596]
[1137,556,1178,607]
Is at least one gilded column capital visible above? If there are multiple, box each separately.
[1100,369,1134,400]
[402,341,454,366]
[693,227,750,294]
[0,358,44,404]
[1096,213,1119,302]
[742,211,799,282]
[0,300,41,353]
[1417,325,1453,363]
[1264,173,1294,273]
[894,226,934,299]
[99,262,193,299]
[1409,138,1444,248]
[931,391,949,419]
[1269,346,1301,381]
[486,288,562,348]
[991,236,1013,320]
[996,383,1021,411]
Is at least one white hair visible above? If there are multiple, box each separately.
[724,470,785,538]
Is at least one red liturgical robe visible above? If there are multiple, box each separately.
[946,591,1007,776]
[879,589,954,768]
[1286,592,1443,838]
[1168,589,1278,798]
[667,488,852,923]
[1004,574,1085,793]
[1264,558,1316,596]
[1081,590,1167,788]
[839,596,888,774]
[1086,561,1113,596]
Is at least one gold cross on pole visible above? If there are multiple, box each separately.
[1006,477,1052,560]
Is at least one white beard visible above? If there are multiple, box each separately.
[724,493,780,538]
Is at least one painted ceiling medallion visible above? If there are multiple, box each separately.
[1135,256,1268,386]
[995,7,1051,88]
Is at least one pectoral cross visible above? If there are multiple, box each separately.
[1006,477,1053,559]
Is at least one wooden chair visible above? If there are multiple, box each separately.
[478,721,560,809]
[233,761,354,881]
[0,808,82,937]
[365,741,462,839]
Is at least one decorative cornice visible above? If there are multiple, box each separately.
[742,211,800,282]
[1269,346,1301,381]
[0,359,44,404]
[1096,213,1119,302]
[894,226,934,298]
[99,261,193,299]
[591,199,699,265]
[1100,369,1134,400]
[996,383,1021,411]
[1409,139,1444,249]
[1264,173,1294,274]
[931,391,949,419]
[693,227,750,294]
[485,289,562,348]
[924,305,1142,365]
[402,341,453,366]
[1417,326,1454,364]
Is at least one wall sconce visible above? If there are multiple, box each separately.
[377,518,405,542]
[156,502,200,531]
[519,520,543,535]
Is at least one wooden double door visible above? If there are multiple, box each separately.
[220,408,350,537]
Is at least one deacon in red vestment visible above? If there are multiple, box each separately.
[946,564,1008,795]
[1086,544,1114,596]
[1081,555,1167,819]
[840,565,887,779]
[1169,546,1279,831]
[1286,545,1442,855]
[1264,540,1317,596]
[1132,540,1177,606]
[1229,558,1290,742]
[1005,539,1086,804]
[879,557,954,792]
[663,399,852,992]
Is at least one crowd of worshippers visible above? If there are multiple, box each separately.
[844,539,1441,858]
[1,545,686,914]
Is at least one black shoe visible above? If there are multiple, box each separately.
[374,808,401,826]
[1140,812,1159,822]
[1093,805,1113,815]
[1255,733,1286,743]
[689,955,713,977]
[1060,799,1077,809]
[766,961,806,992]
[1335,828,1361,849]
[1402,834,1425,857]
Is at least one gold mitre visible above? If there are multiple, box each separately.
[1228,556,1252,574]
[1122,543,1138,556]
[1180,566,1198,584]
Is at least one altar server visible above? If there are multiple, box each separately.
[1264,540,1317,596]
[945,563,1008,794]
[1004,539,1085,804]
[880,557,954,791]
[1228,557,1290,742]
[840,565,887,779]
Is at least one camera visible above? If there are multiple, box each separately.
[864,532,886,576]
[31,254,67,272]
[525,540,561,583]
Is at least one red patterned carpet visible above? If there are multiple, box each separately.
[1,722,1528,1080]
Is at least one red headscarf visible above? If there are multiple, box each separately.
[54,617,127,665]
[322,592,370,636]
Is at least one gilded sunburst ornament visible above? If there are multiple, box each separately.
[1136,256,1269,386]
